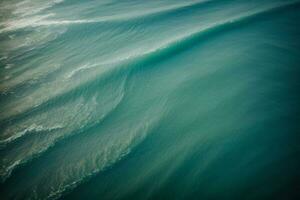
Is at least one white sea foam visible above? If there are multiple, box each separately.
[0,0,209,32]
[0,78,127,183]
[13,0,64,17]
[0,124,63,147]
[0,13,55,33]
[45,119,156,200]
[65,63,100,79]
[4,64,12,69]
[0,160,21,182]
[0,0,64,32]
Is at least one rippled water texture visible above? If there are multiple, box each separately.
[0,0,300,199]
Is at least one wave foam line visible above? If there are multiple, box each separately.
[0,78,127,183]
[0,159,21,184]
[0,63,62,95]
[0,124,63,149]
[0,60,124,125]
[0,13,55,33]
[45,120,156,200]
[13,0,64,17]
[65,63,99,79]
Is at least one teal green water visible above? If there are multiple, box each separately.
[0,0,300,199]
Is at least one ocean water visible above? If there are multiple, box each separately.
[0,0,300,199]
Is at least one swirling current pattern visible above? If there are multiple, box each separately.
[0,0,300,199]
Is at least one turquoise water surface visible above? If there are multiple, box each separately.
[0,0,300,199]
